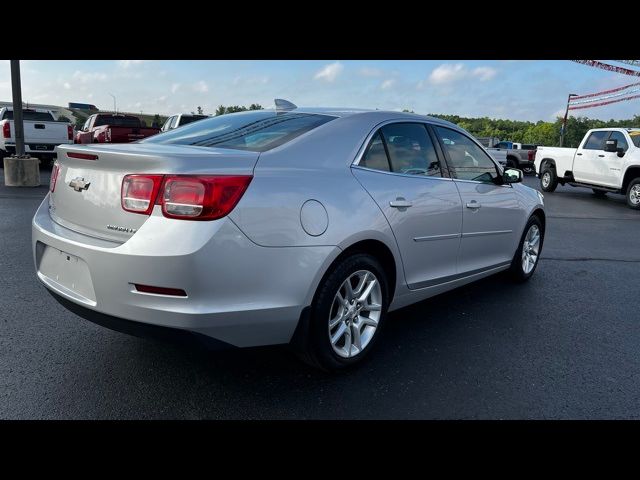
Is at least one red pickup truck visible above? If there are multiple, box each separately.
[75,113,160,144]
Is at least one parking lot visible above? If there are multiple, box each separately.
[1,164,639,419]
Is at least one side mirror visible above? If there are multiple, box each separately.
[617,147,625,158]
[604,139,618,152]
[503,168,523,184]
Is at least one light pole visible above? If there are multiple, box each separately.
[109,93,117,113]
[560,93,578,147]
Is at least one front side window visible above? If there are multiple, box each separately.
[380,123,441,177]
[142,110,336,153]
[434,126,499,183]
[608,131,629,152]
[582,131,609,150]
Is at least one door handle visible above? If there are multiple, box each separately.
[598,154,605,157]
[576,153,582,156]
[389,198,413,208]
[466,201,481,209]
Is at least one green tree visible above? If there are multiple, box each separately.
[197,106,204,115]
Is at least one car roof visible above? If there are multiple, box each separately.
[266,107,460,128]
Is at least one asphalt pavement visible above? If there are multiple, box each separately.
[1,166,639,419]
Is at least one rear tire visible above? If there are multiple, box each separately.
[626,178,640,210]
[508,216,544,283]
[507,158,517,169]
[592,188,607,197]
[298,253,389,371]
[540,165,558,192]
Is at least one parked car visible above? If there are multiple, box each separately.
[535,128,640,209]
[0,107,73,164]
[493,141,537,173]
[75,113,160,144]
[161,113,208,132]
[33,103,545,370]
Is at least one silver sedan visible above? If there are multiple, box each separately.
[32,101,545,370]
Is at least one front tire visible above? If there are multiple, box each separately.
[299,253,389,371]
[540,166,558,192]
[508,216,544,283]
[626,178,640,210]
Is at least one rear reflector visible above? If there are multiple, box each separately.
[121,174,164,215]
[49,163,60,193]
[67,152,98,160]
[134,284,187,297]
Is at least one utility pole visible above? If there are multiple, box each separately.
[109,93,117,113]
[3,60,40,187]
[560,93,578,147]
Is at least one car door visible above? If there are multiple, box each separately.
[599,130,629,187]
[432,125,523,274]
[352,122,463,290]
[573,130,609,184]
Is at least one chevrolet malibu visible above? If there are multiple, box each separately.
[32,102,545,370]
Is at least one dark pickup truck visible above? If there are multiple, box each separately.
[75,113,160,144]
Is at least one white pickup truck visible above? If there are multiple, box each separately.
[0,107,74,164]
[535,128,640,209]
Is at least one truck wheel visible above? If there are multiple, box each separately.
[626,178,640,210]
[507,158,517,169]
[508,215,544,283]
[592,189,607,197]
[540,166,558,192]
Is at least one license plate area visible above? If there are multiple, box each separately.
[38,245,96,305]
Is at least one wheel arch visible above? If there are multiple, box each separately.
[539,158,556,170]
[622,166,640,192]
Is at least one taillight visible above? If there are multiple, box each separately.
[528,150,535,161]
[160,175,252,220]
[67,124,73,141]
[2,122,10,139]
[120,174,252,220]
[49,163,60,192]
[121,175,164,215]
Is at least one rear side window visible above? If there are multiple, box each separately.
[2,110,55,121]
[360,132,390,171]
[582,131,609,150]
[380,123,441,176]
[142,110,336,152]
[630,131,640,148]
[179,115,207,126]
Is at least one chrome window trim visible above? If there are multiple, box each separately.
[351,165,454,182]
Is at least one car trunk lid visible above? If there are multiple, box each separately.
[49,143,259,243]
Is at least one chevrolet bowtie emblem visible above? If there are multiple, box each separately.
[69,177,91,192]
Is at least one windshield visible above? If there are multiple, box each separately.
[629,131,640,148]
[2,110,55,121]
[141,110,336,152]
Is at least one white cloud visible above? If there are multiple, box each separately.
[63,82,71,90]
[158,95,167,102]
[380,79,396,90]
[171,83,180,93]
[193,81,209,93]
[429,63,467,85]
[314,62,344,82]
[118,60,144,69]
[359,67,383,77]
[72,70,108,83]
[472,66,497,81]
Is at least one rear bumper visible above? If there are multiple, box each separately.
[32,195,340,347]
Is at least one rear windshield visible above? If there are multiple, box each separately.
[178,115,208,126]
[141,110,336,152]
[521,144,536,150]
[2,110,55,121]
[629,131,640,148]
[94,115,142,128]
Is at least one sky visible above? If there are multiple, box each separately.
[1,60,638,122]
